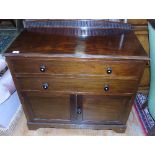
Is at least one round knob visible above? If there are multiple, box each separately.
[40,65,46,72]
[77,107,82,114]
[104,84,109,92]
[106,67,112,74]
[42,83,48,90]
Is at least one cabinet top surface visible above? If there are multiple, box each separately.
[5,30,148,60]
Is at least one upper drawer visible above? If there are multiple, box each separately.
[9,58,145,79]
[16,76,139,95]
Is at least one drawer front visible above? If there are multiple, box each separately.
[10,58,144,79]
[82,95,131,124]
[17,76,138,95]
[21,92,71,122]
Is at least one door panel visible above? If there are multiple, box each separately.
[21,92,71,122]
[82,95,131,124]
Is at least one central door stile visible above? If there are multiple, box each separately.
[77,95,83,121]
[70,94,83,122]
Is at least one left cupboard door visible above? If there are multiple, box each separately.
[20,92,72,123]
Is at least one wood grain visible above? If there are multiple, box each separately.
[5,26,148,133]
[11,107,145,136]
[17,76,139,95]
[5,30,148,60]
[82,95,131,123]
[22,92,71,121]
[130,19,150,92]
[9,58,145,79]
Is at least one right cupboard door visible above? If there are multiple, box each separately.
[82,95,132,124]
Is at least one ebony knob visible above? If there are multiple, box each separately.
[40,65,46,72]
[104,84,109,91]
[77,107,82,114]
[42,83,48,90]
[106,67,112,74]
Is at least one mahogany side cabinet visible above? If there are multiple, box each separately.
[4,30,148,133]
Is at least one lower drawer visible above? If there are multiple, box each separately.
[17,76,138,95]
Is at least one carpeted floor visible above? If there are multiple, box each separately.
[0,30,18,54]
[134,93,155,135]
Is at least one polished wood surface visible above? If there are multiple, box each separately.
[9,58,145,79]
[21,92,71,121]
[130,19,150,92]
[128,19,148,31]
[128,19,147,25]
[139,66,150,87]
[17,77,139,95]
[5,28,148,133]
[82,95,131,123]
[5,30,148,60]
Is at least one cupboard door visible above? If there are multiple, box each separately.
[21,92,71,123]
[82,95,132,124]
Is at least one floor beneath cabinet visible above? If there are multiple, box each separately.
[12,106,145,136]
